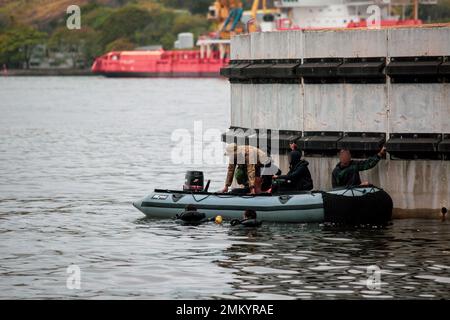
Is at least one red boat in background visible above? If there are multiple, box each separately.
[92,0,429,78]
[91,48,229,78]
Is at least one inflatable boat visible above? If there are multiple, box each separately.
[133,186,393,224]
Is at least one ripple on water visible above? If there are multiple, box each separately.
[414,275,450,284]
[1,78,450,299]
[309,265,349,271]
[241,266,299,275]
[361,295,394,299]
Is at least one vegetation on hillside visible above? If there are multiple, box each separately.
[420,0,450,23]
[0,25,46,68]
[0,0,213,68]
[1,0,450,69]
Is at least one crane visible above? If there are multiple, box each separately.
[251,0,268,20]
[208,0,244,38]
[248,0,271,33]
[207,0,275,38]
[222,0,244,32]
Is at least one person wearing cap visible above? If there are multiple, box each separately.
[222,143,270,194]
[273,150,313,192]
[332,147,386,188]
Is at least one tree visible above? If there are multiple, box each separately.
[133,9,211,49]
[0,12,12,31]
[160,33,176,49]
[133,8,176,48]
[105,37,135,52]
[98,5,152,46]
[82,5,114,30]
[48,27,102,68]
[0,25,47,68]
[160,0,212,14]
[172,13,211,38]
[420,0,450,23]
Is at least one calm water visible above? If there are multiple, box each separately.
[0,77,449,300]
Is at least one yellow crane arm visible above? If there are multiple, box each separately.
[251,0,260,19]
[250,0,268,19]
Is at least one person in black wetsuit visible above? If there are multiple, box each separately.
[332,147,386,189]
[231,209,262,227]
[273,150,313,192]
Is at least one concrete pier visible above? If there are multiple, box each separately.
[226,26,450,218]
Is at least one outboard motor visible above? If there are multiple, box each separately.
[183,171,204,192]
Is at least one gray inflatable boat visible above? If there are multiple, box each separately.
[133,186,393,224]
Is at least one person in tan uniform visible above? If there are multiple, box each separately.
[222,143,270,194]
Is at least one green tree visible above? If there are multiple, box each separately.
[48,27,101,68]
[98,5,152,46]
[0,25,47,68]
[160,33,176,49]
[134,8,176,48]
[171,13,211,38]
[133,9,211,49]
[0,12,12,31]
[82,5,114,30]
[105,37,135,52]
[159,0,212,14]
[420,0,450,23]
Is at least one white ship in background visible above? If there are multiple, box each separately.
[277,0,396,29]
[240,0,438,31]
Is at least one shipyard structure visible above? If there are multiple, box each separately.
[221,25,450,218]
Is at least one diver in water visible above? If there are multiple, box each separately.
[243,209,256,220]
[231,209,262,227]
[176,205,224,226]
[176,204,208,225]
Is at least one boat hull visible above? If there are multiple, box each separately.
[133,187,393,224]
[91,49,228,78]
[98,72,221,78]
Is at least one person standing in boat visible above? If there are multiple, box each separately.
[222,143,270,194]
[272,150,313,192]
[332,147,387,188]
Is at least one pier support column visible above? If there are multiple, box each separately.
[227,27,450,217]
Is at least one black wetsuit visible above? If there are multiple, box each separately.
[277,151,313,192]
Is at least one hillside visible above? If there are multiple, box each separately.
[0,0,211,26]
[2,0,450,70]
[0,0,98,25]
[0,0,213,69]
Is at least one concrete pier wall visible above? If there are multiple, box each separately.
[228,26,450,217]
[231,84,303,130]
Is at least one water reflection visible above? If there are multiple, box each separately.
[0,77,449,299]
[214,221,450,299]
